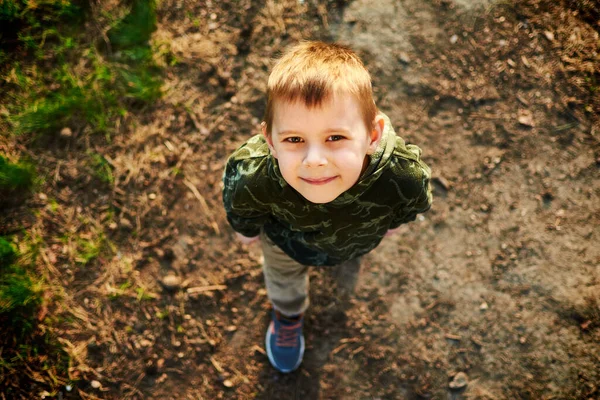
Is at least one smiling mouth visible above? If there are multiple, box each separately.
[301,176,337,185]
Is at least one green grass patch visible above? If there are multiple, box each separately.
[0,237,42,336]
[0,155,34,193]
[8,46,162,136]
[75,235,103,265]
[0,236,70,397]
[88,152,114,185]
[107,0,157,50]
[2,0,162,137]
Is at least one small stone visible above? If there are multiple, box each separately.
[480,302,489,311]
[433,176,450,191]
[449,372,468,389]
[518,109,535,127]
[60,127,72,138]
[544,31,554,41]
[161,275,181,290]
[225,325,237,332]
[148,193,157,200]
[90,380,101,389]
[223,379,234,388]
[450,34,458,44]
[119,218,133,229]
[399,52,411,64]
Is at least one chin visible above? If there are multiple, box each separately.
[300,191,340,204]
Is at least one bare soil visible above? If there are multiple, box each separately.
[5,0,599,398]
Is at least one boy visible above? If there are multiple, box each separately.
[222,41,432,373]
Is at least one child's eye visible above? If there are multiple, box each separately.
[327,135,345,142]
[284,137,303,143]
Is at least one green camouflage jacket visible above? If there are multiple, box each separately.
[222,113,432,266]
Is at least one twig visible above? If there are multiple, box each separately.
[77,389,104,400]
[209,356,224,374]
[139,222,175,249]
[331,343,348,355]
[183,179,220,234]
[350,346,364,359]
[251,345,266,356]
[231,365,250,384]
[187,285,227,294]
[208,114,227,134]
[172,146,193,173]
[444,333,461,341]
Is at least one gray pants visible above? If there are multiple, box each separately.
[260,230,361,317]
[260,230,310,317]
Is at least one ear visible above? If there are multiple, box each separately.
[261,121,278,158]
[366,115,384,155]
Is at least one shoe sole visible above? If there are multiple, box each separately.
[265,322,305,373]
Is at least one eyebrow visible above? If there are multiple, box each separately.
[278,128,350,136]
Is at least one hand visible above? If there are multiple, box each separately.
[235,232,260,245]
[385,227,401,237]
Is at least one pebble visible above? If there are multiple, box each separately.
[449,372,468,389]
[399,52,411,64]
[518,109,535,127]
[119,218,133,229]
[480,302,489,311]
[223,379,234,388]
[60,127,72,138]
[433,176,450,191]
[162,275,181,290]
[90,380,101,389]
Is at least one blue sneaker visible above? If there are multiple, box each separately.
[265,310,305,373]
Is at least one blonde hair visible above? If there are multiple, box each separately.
[263,41,377,136]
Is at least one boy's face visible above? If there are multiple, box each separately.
[264,95,383,204]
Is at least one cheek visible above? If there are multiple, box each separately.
[276,154,299,178]
[336,148,365,167]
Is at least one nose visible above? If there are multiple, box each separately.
[303,144,327,167]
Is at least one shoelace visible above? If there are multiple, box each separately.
[275,321,301,347]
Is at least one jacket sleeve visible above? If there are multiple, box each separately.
[222,156,270,238]
[388,145,433,229]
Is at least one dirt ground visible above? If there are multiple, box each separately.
[6,0,600,398]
